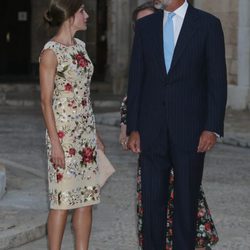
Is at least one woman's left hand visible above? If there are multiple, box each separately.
[119,124,128,150]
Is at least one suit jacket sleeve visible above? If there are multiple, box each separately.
[127,22,144,135]
[205,18,227,136]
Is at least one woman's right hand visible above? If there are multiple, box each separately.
[51,143,65,168]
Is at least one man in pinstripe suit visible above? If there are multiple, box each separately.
[126,0,227,249]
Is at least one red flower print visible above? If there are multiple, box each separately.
[81,99,87,107]
[75,54,82,61]
[139,239,143,247]
[73,53,89,68]
[57,131,65,139]
[169,173,174,183]
[138,207,143,214]
[138,192,142,201]
[205,222,211,232]
[198,238,204,246]
[198,209,205,218]
[170,190,174,200]
[65,83,73,91]
[69,148,76,156]
[82,147,94,164]
[212,235,219,242]
[50,158,57,169]
[79,58,88,67]
[56,173,63,182]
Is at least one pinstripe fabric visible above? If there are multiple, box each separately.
[127,3,227,250]
[127,5,227,152]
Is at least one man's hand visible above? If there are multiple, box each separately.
[127,131,141,154]
[197,131,217,153]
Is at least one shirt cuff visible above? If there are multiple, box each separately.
[213,132,220,138]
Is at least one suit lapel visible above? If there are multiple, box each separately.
[169,5,200,74]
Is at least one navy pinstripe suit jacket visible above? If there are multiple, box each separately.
[127,4,227,151]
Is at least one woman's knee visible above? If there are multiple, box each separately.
[72,206,92,228]
[75,205,92,214]
[49,209,68,216]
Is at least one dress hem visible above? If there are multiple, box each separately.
[50,199,100,210]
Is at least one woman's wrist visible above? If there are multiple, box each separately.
[51,137,61,147]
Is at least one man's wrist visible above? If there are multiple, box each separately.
[213,132,220,138]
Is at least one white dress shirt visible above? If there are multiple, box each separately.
[163,0,188,46]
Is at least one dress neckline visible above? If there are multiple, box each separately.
[50,38,78,48]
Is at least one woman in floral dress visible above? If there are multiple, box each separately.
[120,95,219,250]
[40,0,103,249]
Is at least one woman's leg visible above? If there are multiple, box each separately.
[72,206,92,250]
[47,209,68,250]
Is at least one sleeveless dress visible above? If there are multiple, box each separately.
[120,96,219,249]
[41,38,100,210]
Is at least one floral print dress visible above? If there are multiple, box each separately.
[121,96,219,249]
[41,38,100,210]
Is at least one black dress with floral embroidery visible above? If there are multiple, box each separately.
[120,96,219,249]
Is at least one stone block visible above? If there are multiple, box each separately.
[226,44,234,59]
[194,0,238,13]
[0,93,6,105]
[0,164,6,199]
[229,28,238,45]
[228,74,237,85]
[230,60,238,75]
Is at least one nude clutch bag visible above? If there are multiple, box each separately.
[97,149,115,187]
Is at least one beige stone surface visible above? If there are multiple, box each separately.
[0,164,6,199]
[194,0,239,86]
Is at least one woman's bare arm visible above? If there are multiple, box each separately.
[39,49,65,168]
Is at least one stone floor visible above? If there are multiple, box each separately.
[0,106,249,250]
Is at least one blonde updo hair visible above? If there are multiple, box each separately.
[44,0,83,27]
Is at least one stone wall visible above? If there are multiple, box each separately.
[84,0,97,63]
[195,0,250,109]
[194,0,239,86]
[0,164,6,199]
[230,0,250,109]
[106,0,132,94]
